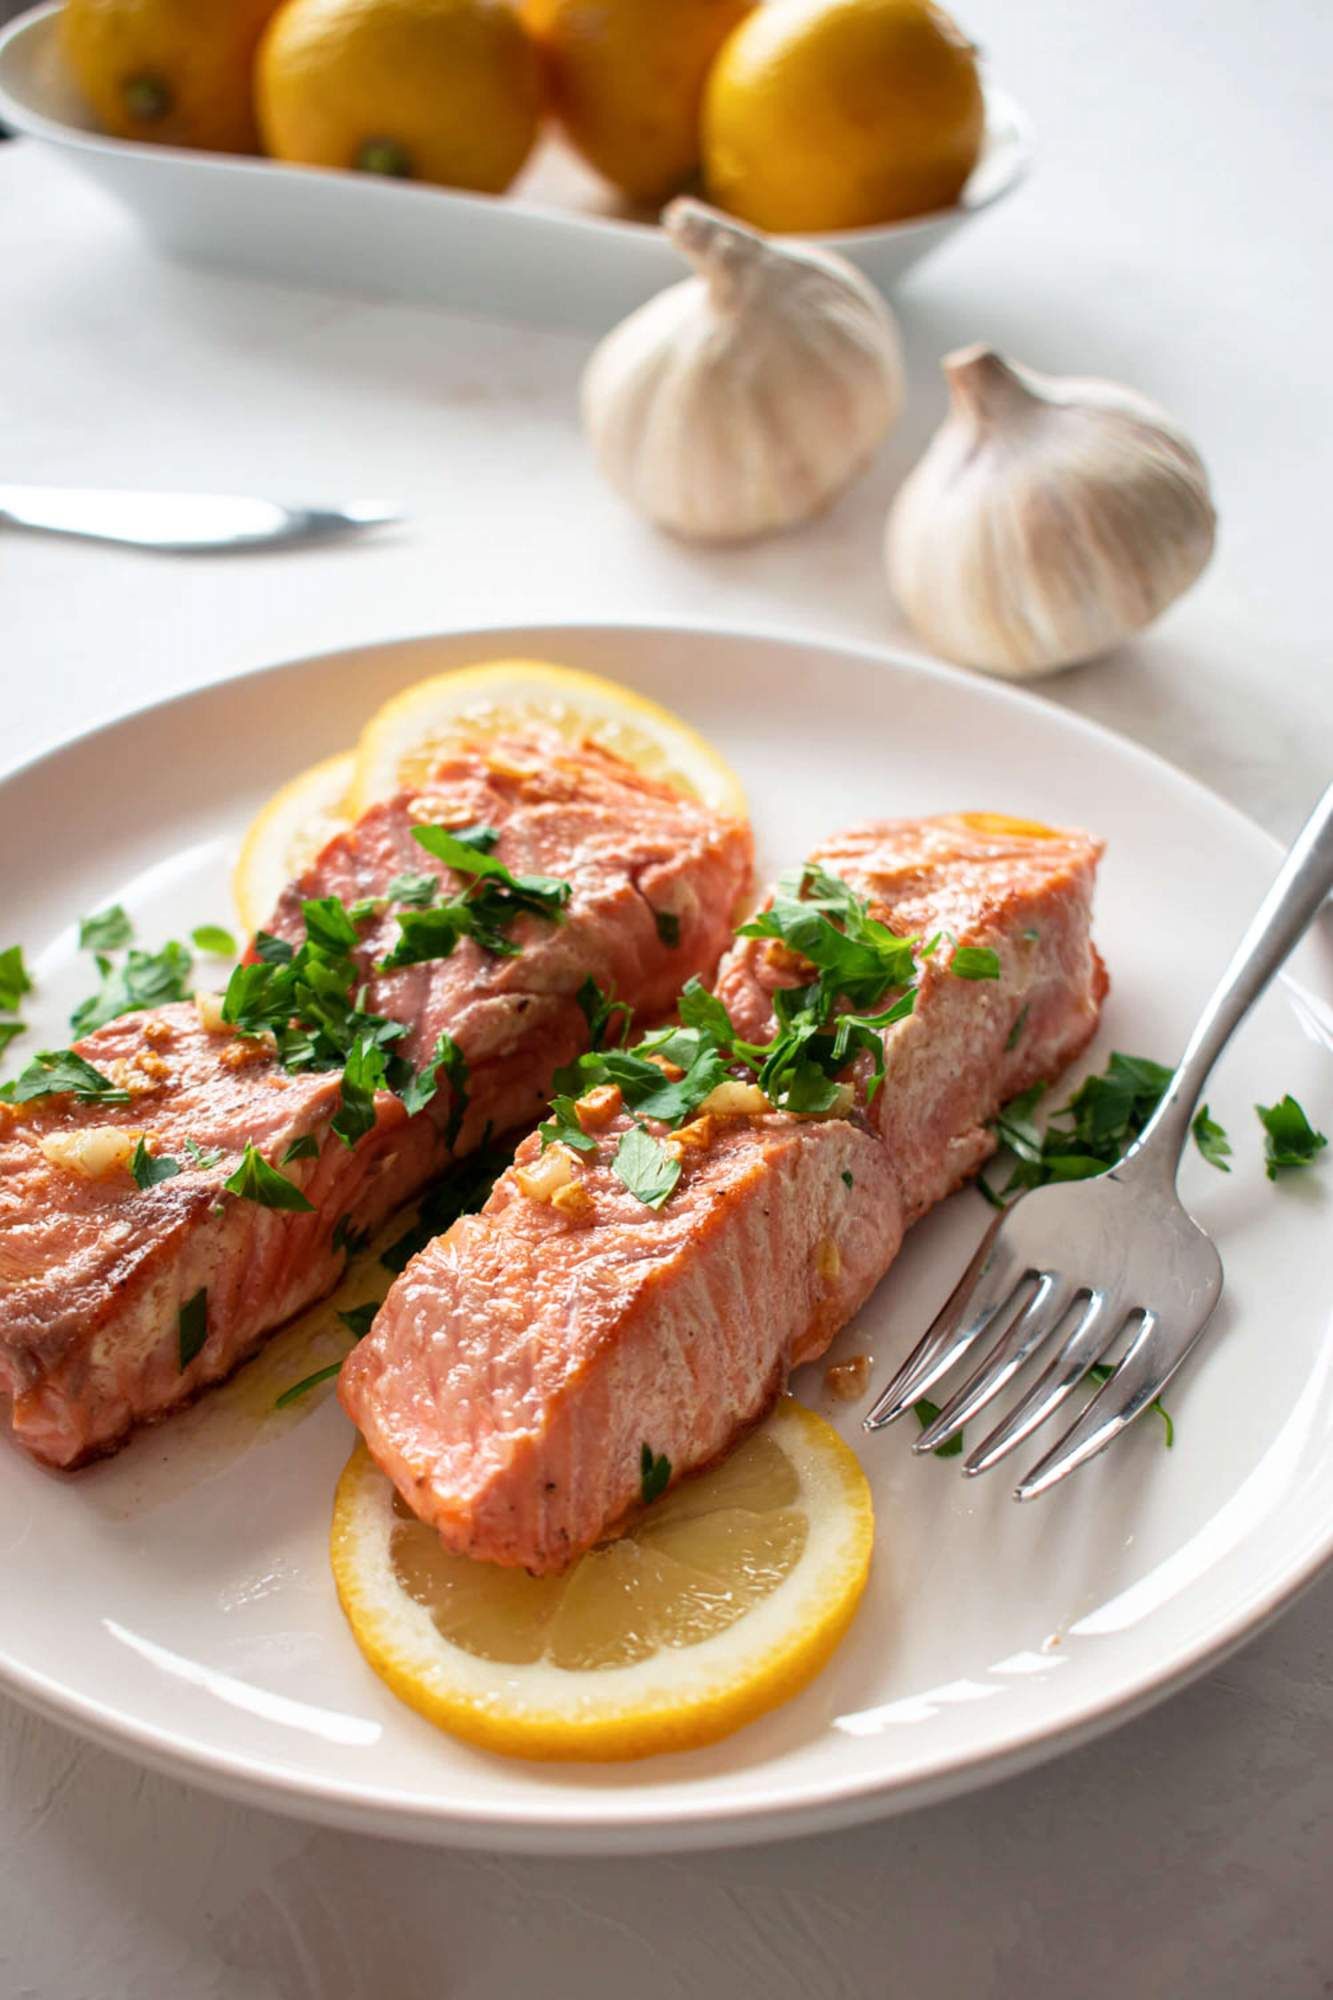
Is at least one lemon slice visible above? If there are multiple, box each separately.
[331,1398,872,1761]
[348,658,747,820]
[232,751,355,938]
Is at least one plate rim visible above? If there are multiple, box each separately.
[0,1,1034,252]
[1,615,1328,1854]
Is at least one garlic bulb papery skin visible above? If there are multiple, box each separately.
[581,198,904,543]
[885,345,1217,678]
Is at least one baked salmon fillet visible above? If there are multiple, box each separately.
[341,814,1107,1572]
[0,731,751,1468]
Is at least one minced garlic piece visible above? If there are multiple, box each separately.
[194,991,230,1034]
[825,1354,871,1401]
[142,1017,175,1047]
[575,1083,622,1131]
[40,1126,140,1180]
[815,1236,842,1282]
[643,1052,684,1083]
[515,1144,576,1203]
[551,1181,595,1223]
[665,1115,714,1162]
[700,1080,769,1119]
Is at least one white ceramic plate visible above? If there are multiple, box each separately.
[1,623,1330,1854]
[0,2,1032,331]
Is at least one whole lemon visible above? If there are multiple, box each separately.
[703,0,984,233]
[60,0,283,153]
[523,0,753,207]
[257,0,543,193]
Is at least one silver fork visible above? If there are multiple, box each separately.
[864,782,1333,1500]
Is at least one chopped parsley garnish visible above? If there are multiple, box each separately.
[0,945,32,1013]
[912,1399,964,1458]
[399,1030,469,1140]
[78,905,133,952]
[274,1363,341,1409]
[0,1021,25,1057]
[1005,1004,1030,1052]
[223,1141,316,1212]
[1021,928,1040,943]
[280,1134,320,1165]
[129,1139,181,1188]
[577,976,632,1051]
[0,1048,130,1105]
[178,1287,208,1369]
[1191,1104,1232,1173]
[1256,1094,1327,1178]
[1085,1362,1174,1445]
[841,1169,854,1189]
[70,942,193,1035]
[275,1298,382,1407]
[379,823,571,967]
[640,1442,671,1505]
[191,924,237,957]
[654,909,681,949]
[182,1137,223,1169]
[539,1095,599,1155]
[386,870,439,908]
[332,1212,371,1257]
[380,1135,513,1275]
[950,945,1001,981]
[614,1124,680,1209]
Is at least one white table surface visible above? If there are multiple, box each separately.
[3,1,1331,1993]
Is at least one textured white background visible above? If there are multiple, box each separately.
[2,1,1331,1993]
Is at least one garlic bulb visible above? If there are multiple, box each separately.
[885,345,1216,678]
[581,198,904,542]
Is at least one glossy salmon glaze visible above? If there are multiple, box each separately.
[0,732,751,1468]
[343,814,1106,1572]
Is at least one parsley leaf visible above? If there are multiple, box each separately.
[178,1287,208,1369]
[223,1141,316,1212]
[191,924,237,956]
[253,931,295,966]
[387,870,440,908]
[614,1124,680,1209]
[70,941,194,1035]
[129,1139,181,1188]
[0,945,32,1014]
[79,905,133,951]
[1005,1004,1030,1052]
[338,1303,380,1338]
[183,1137,223,1169]
[640,1442,671,1505]
[1086,1362,1174,1446]
[913,1399,963,1458]
[841,1169,854,1189]
[400,1031,469,1140]
[1191,1104,1232,1173]
[654,909,681,949]
[539,1095,599,1154]
[274,1363,341,1409]
[0,1048,130,1105]
[950,945,1001,980]
[0,1021,25,1057]
[330,1031,387,1148]
[1256,1095,1328,1178]
[332,1213,371,1258]
[280,1134,321,1165]
[376,823,570,967]
[577,976,632,1051]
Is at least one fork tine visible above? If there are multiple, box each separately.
[863,1219,1028,1431]
[1014,1299,1219,1499]
[964,1290,1123,1476]
[913,1273,1074,1454]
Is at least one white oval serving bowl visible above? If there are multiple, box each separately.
[0,0,1033,331]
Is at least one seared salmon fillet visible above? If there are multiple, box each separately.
[0,731,751,1468]
[342,814,1106,1572]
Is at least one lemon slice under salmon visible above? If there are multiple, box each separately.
[347,658,747,821]
[330,1398,873,1762]
[232,750,356,939]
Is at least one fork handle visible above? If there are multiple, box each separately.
[1124,781,1333,1180]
